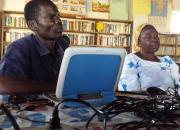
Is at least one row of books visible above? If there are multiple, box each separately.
[62,19,95,32]
[61,18,131,34]
[3,31,31,42]
[97,35,131,47]
[156,46,176,56]
[66,33,95,46]
[175,47,180,56]
[3,16,27,28]
[159,35,176,45]
[177,35,180,45]
[3,30,131,48]
[172,57,176,61]
[1,14,132,55]
[95,22,131,34]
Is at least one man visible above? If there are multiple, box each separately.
[0,0,69,82]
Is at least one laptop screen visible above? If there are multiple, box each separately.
[56,47,126,107]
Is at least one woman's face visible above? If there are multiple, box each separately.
[138,26,160,54]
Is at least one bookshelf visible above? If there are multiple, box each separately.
[0,11,133,57]
[0,11,31,57]
[176,34,180,62]
[156,33,180,62]
[62,16,133,53]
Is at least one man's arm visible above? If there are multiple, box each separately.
[0,76,56,94]
[0,43,28,79]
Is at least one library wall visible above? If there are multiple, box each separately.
[2,0,130,20]
[2,0,26,11]
[2,0,180,32]
[0,0,3,11]
[1,0,180,57]
[1,0,177,34]
[131,0,180,33]
[0,0,133,57]
[132,0,172,34]
[173,0,180,11]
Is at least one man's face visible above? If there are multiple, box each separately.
[139,26,160,54]
[35,4,63,40]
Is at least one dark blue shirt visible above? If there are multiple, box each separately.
[0,34,69,82]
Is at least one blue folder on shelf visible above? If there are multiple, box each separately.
[55,46,126,107]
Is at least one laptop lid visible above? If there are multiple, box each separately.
[56,47,126,107]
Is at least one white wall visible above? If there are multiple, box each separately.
[173,0,180,11]
[132,1,172,34]
[131,0,180,34]
[130,0,174,51]
[3,0,26,11]
[0,0,4,11]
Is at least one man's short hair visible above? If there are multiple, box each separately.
[24,0,58,22]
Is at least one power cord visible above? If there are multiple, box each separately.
[113,95,180,130]
[45,98,104,130]
[16,115,49,124]
[0,103,20,130]
[175,84,180,100]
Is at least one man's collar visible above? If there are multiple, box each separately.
[33,34,55,56]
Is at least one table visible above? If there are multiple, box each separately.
[1,76,180,130]
[0,76,56,94]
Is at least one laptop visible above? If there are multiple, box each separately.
[44,46,126,107]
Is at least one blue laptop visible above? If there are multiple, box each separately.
[55,47,126,107]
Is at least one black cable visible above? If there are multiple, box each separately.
[55,98,103,114]
[16,115,49,123]
[103,115,107,130]
[166,87,175,96]
[100,98,137,120]
[16,103,50,114]
[0,103,20,130]
[85,113,97,130]
[49,95,180,130]
[48,98,104,130]
[90,98,142,130]
[112,96,178,130]
[113,120,144,130]
[85,109,121,130]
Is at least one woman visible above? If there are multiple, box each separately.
[118,24,180,92]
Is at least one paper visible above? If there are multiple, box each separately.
[133,0,151,14]
[151,0,168,16]
[109,0,128,20]
[92,0,110,12]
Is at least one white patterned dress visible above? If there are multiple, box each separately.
[118,53,180,92]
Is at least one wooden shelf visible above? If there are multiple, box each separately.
[160,44,176,46]
[71,44,131,48]
[156,54,175,56]
[96,32,131,36]
[0,11,133,57]
[2,11,24,15]
[64,30,96,34]
[3,26,28,29]
[158,33,180,61]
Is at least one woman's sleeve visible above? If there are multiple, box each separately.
[163,56,180,87]
[118,54,141,91]
[169,57,180,86]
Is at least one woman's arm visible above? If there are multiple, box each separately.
[118,54,141,91]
